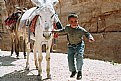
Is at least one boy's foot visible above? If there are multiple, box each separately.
[70,71,77,77]
[77,71,82,80]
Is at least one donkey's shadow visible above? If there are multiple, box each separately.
[0,69,52,81]
[0,69,39,81]
[0,56,17,66]
[0,55,51,81]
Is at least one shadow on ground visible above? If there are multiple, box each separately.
[0,56,17,66]
[0,69,42,81]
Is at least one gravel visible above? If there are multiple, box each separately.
[0,51,121,81]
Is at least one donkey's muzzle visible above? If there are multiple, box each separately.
[43,32,51,39]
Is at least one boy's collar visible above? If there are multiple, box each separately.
[70,24,79,29]
[66,24,80,29]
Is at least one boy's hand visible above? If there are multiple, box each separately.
[89,37,95,42]
[52,29,59,33]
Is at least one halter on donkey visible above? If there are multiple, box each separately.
[19,0,62,80]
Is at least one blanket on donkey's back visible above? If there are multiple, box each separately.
[29,15,63,39]
[30,15,39,33]
[4,12,21,26]
[29,15,63,33]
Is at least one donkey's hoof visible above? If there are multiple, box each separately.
[25,66,29,70]
[36,67,38,70]
[37,75,42,80]
[11,52,13,56]
[47,74,51,79]
[16,56,19,59]
[24,56,26,59]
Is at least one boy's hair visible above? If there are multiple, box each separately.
[68,13,78,20]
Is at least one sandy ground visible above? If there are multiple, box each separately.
[0,51,121,81]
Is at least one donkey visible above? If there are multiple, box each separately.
[4,8,26,59]
[19,0,62,80]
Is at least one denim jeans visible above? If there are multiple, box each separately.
[68,41,85,72]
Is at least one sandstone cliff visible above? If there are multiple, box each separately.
[0,0,121,63]
[56,0,121,63]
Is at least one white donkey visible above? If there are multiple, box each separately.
[19,0,62,80]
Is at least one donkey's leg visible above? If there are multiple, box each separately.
[23,39,26,59]
[38,44,43,80]
[17,39,19,57]
[46,43,52,79]
[25,42,31,70]
[15,38,19,59]
[33,42,38,69]
[11,34,14,56]
[11,40,14,56]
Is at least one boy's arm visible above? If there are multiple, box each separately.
[82,28,95,42]
[52,27,67,35]
[89,36,95,42]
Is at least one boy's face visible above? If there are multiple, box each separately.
[68,17,79,28]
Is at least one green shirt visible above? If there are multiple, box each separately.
[58,24,93,44]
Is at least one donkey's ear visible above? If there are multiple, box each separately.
[51,0,59,6]
[31,0,43,7]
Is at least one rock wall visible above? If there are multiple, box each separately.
[55,0,121,63]
[0,0,121,63]
[3,0,33,14]
[0,0,33,26]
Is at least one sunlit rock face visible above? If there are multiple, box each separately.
[0,0,34,30]
[2,0,33,14]
[1,0,121,63]
[55,0,121,63]
[0,0,34,51]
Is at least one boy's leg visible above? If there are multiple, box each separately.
[68,45,76,76]
[76,50,84,71]
[76,42,85,79]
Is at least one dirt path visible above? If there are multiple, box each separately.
[0,51,121,81]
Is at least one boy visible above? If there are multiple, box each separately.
[55,13,95,80]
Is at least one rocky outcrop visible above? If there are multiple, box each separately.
[0,0,8,32]
[56,0,121,32]
[0,0,33,26]
[55,0,121,63]
[3,0,33,15]
[0,0,121,63]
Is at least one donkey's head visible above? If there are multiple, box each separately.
[33,0,59,39]
[31,0,58,7]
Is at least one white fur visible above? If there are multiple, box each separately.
[19,0,59,80]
